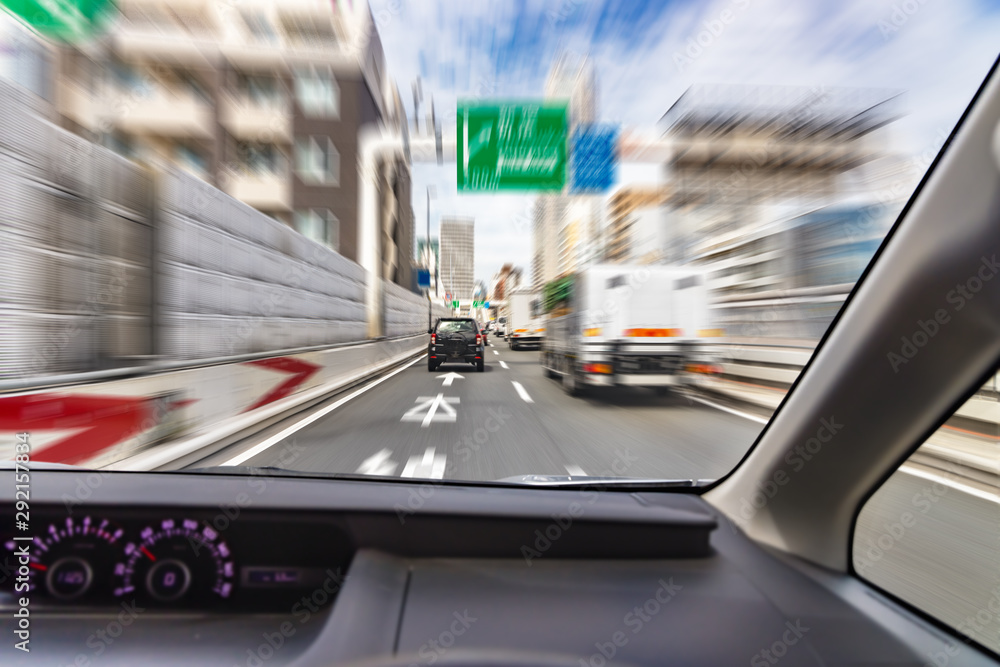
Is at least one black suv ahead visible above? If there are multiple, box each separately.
[428,318,485,372]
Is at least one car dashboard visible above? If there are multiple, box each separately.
[0,469,989,666]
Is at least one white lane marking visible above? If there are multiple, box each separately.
[493,350,499,356]
[401,446,447,479]
[499,361,509,369]
[512,381,534,403]
[686,394,768,424]
[565,464,586,477]
[899,464,1000,505]
[401,393,461,427]
[223,355,424,465]
[436,372,464,387]
[356,448,397,476]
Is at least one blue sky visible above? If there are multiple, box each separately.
[368,0,1000,282]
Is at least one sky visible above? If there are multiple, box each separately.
[368,0,1000,284]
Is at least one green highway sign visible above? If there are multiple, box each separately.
[452,300,459,308]
[457,102,567,191]
[1,0,113,42]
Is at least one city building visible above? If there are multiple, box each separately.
[532,53,604,289]
[51,0,413,287]
[439,217,475,301]
[606,187,672,263]
[659,84,900,296]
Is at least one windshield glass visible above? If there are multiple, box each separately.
[437,321,475,334]
[0,1,998,486]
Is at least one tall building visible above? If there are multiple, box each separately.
[532,54,603,289]
[52,0,413,287]
[439,217,475,300]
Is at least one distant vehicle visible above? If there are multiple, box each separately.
[540,265,720,396]
[495,316,507,339]
[428,318,485,372]
[504,288,545,350]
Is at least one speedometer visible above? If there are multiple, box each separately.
[114,518,234,604]
[4,516,123,601]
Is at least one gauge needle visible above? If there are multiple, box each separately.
[29,563,46,571]
[140,546,156,562]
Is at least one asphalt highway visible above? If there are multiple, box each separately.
[212,342,766,483]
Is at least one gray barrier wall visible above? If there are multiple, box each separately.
[0,80,154,379]
[157,169,367,359]
[0,78,430,381]
[383,278,450,338]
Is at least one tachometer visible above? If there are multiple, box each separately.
[4,516,124,601]
[114,518,234,604]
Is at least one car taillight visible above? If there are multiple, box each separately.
[431,333,436,344]
[476,334,482,345]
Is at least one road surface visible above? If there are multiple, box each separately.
[204,342,765,483]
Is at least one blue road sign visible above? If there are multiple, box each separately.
[570,125,618,194]
[417,269,431,289]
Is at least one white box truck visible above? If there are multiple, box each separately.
[540,264,720,395]
[504,288,546,350]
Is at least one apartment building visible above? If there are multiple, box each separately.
[53,0,413,287]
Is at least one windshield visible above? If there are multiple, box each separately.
[0,1,998,488]
[437,321,476,334]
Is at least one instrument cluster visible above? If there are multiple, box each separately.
[3,509,353,612]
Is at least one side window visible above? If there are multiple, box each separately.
[854,369,1000,654]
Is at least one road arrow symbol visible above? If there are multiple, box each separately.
[436,372,465,387]
[401,394,460,427]
[356,448,398,476]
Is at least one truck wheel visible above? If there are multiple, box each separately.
[542,353,558,379]
[476,358,485,372]
[428,358,438,372]
[654,387,671,397]
[562,369,585,397]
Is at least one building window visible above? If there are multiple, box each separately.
[295,209,339,251]
[295,137,339,185]
[236,73,283,107]
[236,142,284,176]
[294,67,339,118]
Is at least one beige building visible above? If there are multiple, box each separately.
[606,187,671,263]
[52,0,414,287]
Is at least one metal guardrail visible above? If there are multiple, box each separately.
[705,339,998,484]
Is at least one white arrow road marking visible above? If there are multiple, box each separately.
[499,361,509,369]
[436,372,465,387]
[401,446,447,479]
[356,448,398,476]
[565,464,587,477]
[512,381,534,403]
[401,394,461,427]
